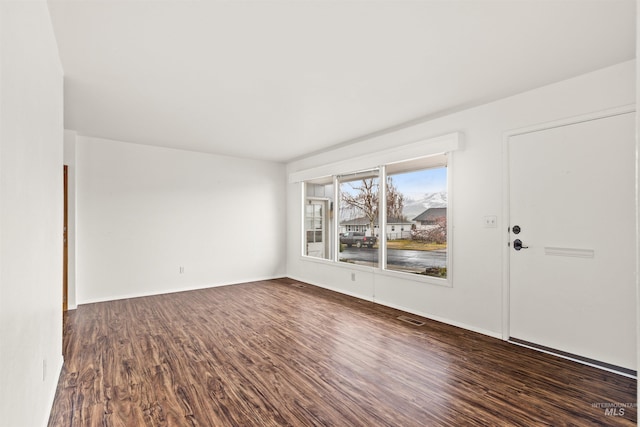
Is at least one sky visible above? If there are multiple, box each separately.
[339,167,447,222]
[340,167,447,200]
[390,167,447,201]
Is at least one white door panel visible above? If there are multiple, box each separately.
[509,112,636,370]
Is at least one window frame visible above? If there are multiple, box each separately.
[336,169,381,267]
[300,153,453,288]
[379,158,452,286]
[301,179,335,261]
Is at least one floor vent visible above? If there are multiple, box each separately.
[397,315,425,326]
[290,283,306,288]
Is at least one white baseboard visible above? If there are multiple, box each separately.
[77,276,283,305]
[373,298,503,340]
[286,275,375,303]
[78,275,502,342]
[286,275,502,340]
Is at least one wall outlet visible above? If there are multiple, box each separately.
[351,273,356,281]
[179,266,184,274]
[483,215,497,228]
[42,359,47,382]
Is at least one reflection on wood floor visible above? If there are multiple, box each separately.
[48,278,636,426]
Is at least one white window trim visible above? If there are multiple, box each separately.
[379,165,388,271]
[289,132,462,184]
[298,132,460,287]
[379,158,453,287]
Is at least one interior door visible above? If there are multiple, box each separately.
[508,112,636,371]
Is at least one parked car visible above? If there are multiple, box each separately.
[340,232,377,248]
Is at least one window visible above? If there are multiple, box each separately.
[304,180,333,260]
[384,155,448,278]
[300,149,452,284]
[338,170,379,267]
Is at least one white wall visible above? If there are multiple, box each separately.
[64,130,77,309]
[636,0,639,399]
[0,2,64,426]
[75,136,286,304]
[287,60,636,339]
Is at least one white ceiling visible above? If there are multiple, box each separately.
[48,0,636,163]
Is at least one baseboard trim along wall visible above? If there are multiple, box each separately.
[77,275,284,305]
[286,275,502,340]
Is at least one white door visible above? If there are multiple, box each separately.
[508,111,636,370]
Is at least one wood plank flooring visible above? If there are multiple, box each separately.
[48,278,637,426]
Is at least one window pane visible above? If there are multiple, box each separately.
[304,205,314,230]
[385,166,447,278]
[338,175,379,267]
[312,205,322,243]
[304,182,333,259]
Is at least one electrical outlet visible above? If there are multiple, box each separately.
[483,215,497,228]
[42,359,47,381]
[351,273,356,281]
[179,266,184,274]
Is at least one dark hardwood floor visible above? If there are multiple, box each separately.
[48,278,636,426]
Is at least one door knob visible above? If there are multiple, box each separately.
[513,239,529,251]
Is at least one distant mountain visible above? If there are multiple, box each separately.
[403,192,447,220]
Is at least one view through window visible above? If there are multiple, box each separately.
[302,154,449,281]
[338,171,379,267]
[385,165,447,278]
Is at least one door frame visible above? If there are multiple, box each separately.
[501,104,636,342]
[63,165,68,312]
